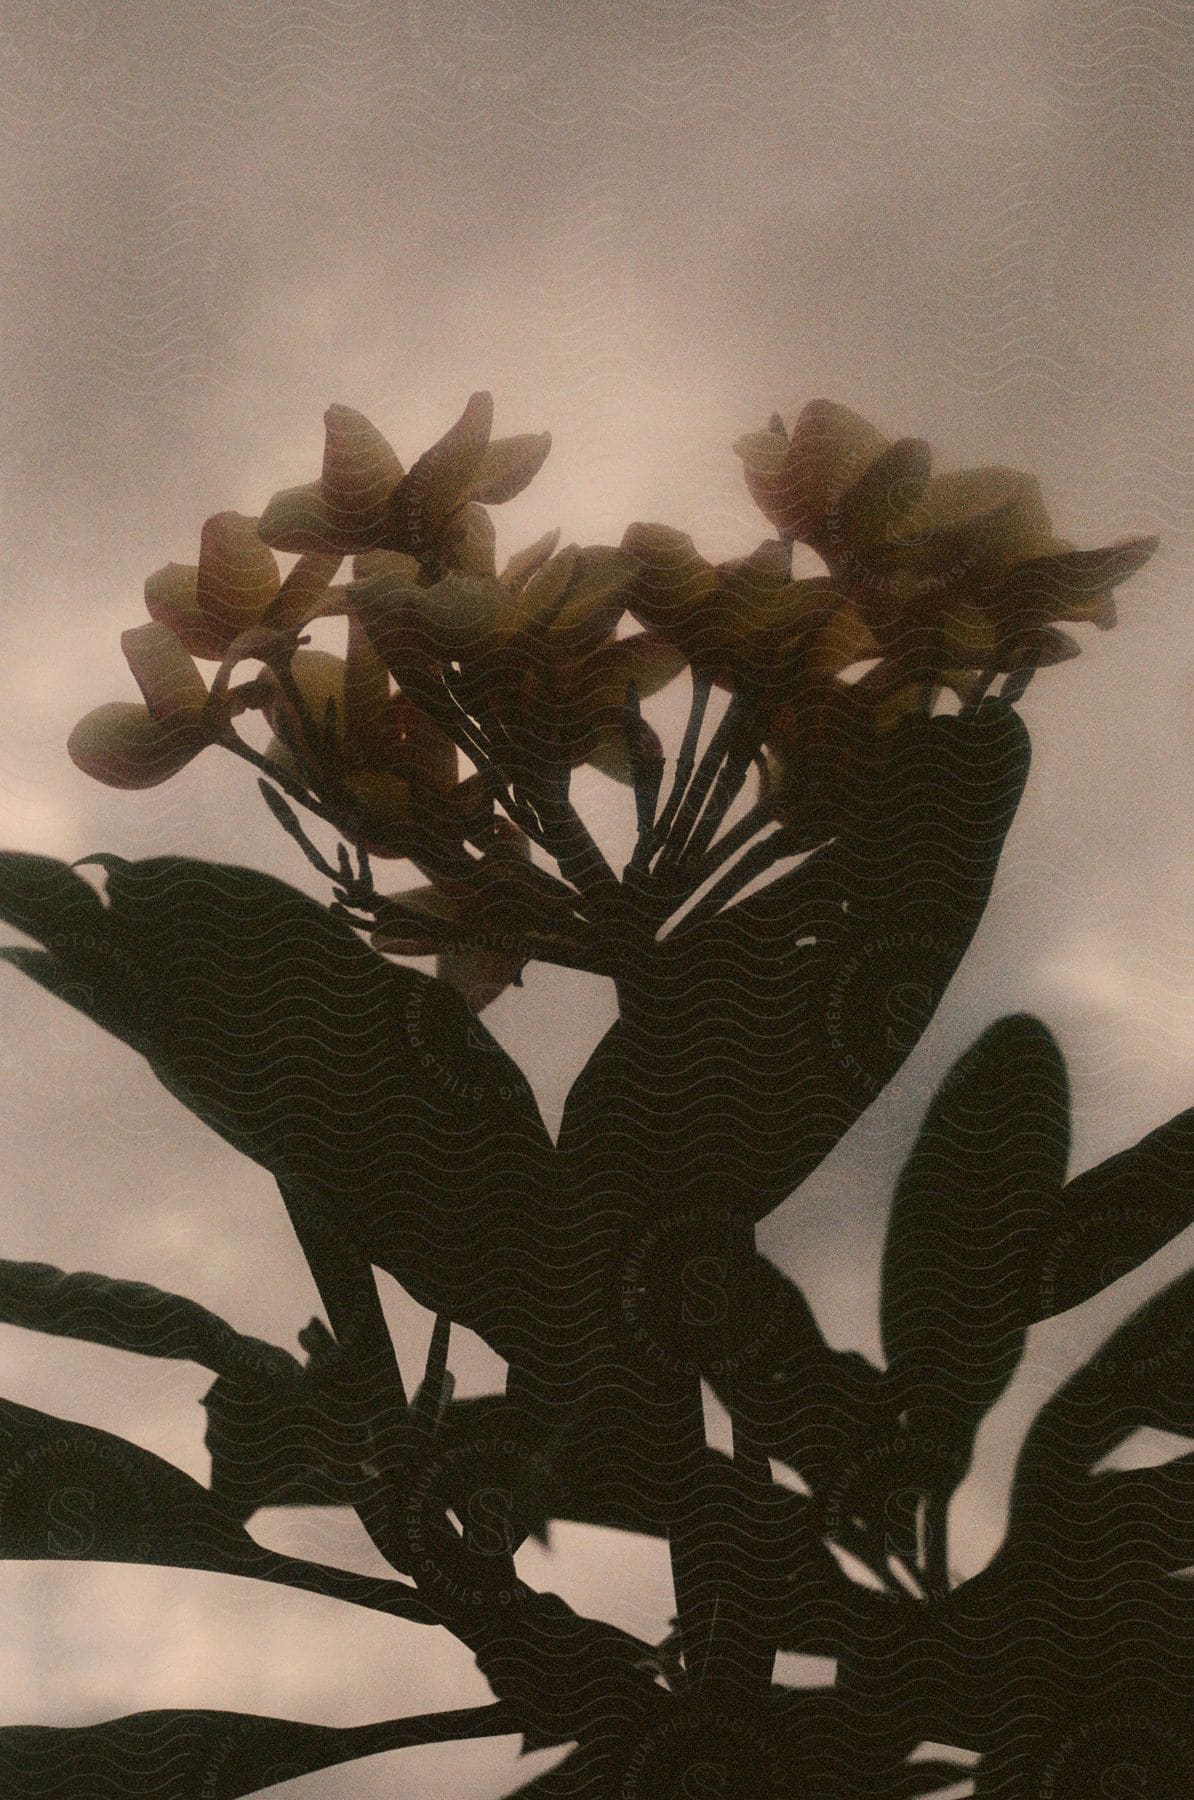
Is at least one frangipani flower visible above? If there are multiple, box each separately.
[735,400,1158,696]
[257,395,551,575]
[734,401,930,564]
[68,622,216,789]
[349,540,676,783]
[257,634,469,859]
[619,522,877,695]
[142,512,341,661]
[69,509,347,791]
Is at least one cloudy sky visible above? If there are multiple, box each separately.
[0,1,1191,1793]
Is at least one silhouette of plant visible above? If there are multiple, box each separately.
[1,394,1187,1797]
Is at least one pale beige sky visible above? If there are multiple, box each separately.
[0,2,1192,1794]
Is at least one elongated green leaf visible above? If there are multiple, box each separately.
[0,1703,513,1799]
[0,1258,299,1385]
[0,1394,433,1624]
[1026,1106,1194,1320]
[0,853,556,1369]
[880,1015,1070,1452]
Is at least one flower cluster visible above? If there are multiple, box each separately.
[69,390,1157,1005]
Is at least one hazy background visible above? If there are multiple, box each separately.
[0,1,1191,1792]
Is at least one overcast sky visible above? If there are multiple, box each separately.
[0,2,1192,1794]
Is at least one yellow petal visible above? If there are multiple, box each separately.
[732,426,788,481]
[262,553,345,632]
[514,543,581,632]
[470,431,552,506]
[143,562,229,661]
[352,549,421,584]
[383,391,493,555]
[320,404,403,529]
[549,547,636,648]
[732,424,791,535]
[899,468,1053,569]
[195,512,282,647]
[412,573,514,659]
[261,733,304,785]
[264,647,345,749]
[773,400,891,549]
[258,481,363,556]
[998,536,1157,626]
[120,622,210,724]
[501,527,562,595]
[619,523,722,653]
[208,627,305,718]
[941,597,998,664]
[443,501,498,577]
[831,437,932,562]
[609,631,688,699]
[67,701,207,789]
[348,568,439,687]
[801,600,879,675]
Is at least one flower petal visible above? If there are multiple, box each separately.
[262,553,345,632]
[469,430,552,506]
[830,437,932,563]
[549,546,636,649]
[772,400,891,549]
[443,501,498,577]
[501,527,562,594]
[143,562,228,661]
[271,647,345,732]
[383,391,493,557]
[120,622,209,724]
[409,573,515,659]
[352,549,421,584]
[195,512,282,645]
[620,523,724,657]
[67,702,207,789]
[258,482,362,557]
[320,403,403,532]
[998,535,1158,626]
[732,424,790,533]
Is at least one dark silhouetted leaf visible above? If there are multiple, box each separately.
[1026,1106,1194,1320]
[1011,1265,1194,1519]
[0,1395,434,1624]
[0,1703,514,1798]
[0,853,557,1374]
[880,1015,1070,1458]
[559,701,1030,1235]
[0,1258,299,1385]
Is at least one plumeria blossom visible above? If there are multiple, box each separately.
[734,400,1158,702]
[256,629,478,859]
[68,514,344,790]
[256,395,551,576]
[350,540,684,785]
[619,522,877,698]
